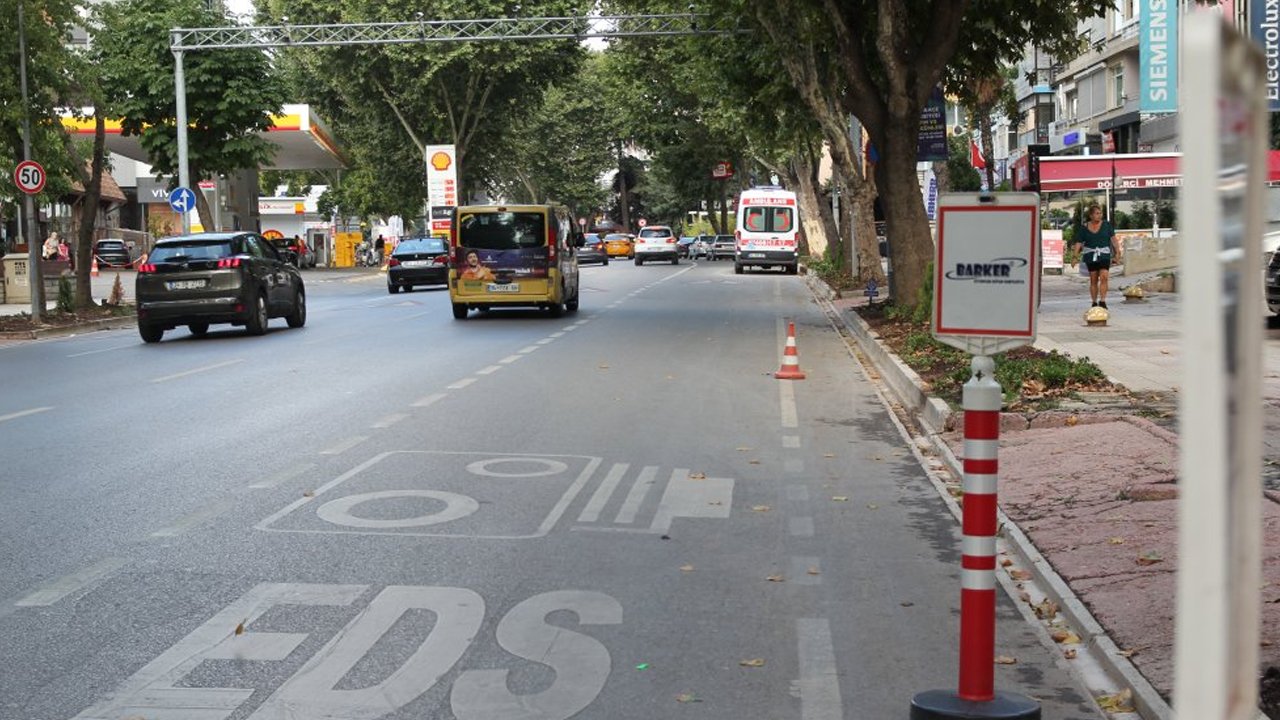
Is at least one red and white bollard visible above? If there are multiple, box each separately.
[911,355,1040,719]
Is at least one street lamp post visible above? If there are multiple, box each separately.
[17,0,45,318]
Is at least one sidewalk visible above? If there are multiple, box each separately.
[818,271,1280,719]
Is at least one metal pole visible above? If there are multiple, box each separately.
[173,43,191,234]
[18,0,44,317]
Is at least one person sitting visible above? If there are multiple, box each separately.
[42,232,60,261]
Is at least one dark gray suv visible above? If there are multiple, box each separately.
[135,232,306,343]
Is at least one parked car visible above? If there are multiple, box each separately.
[690,235,714,259]
[388,236,450,293]
[135,231,306,343]
[604,233,634,258]
[93,239,134,268]
[269,236,316,268]
[577,233,609,265]
[1267,241,1280,318]
[677,236,697,258]
[711,234,737,260]
[634,225,678,265]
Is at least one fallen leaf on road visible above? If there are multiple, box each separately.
[679,564,695,572]
[751,505,771,512]
[1108,537,1126,545]
[900,601,914,607]
[1160,349,1170,355]
[766,575,785,582]
[1000,558,1014,567]
[832,496,850,502]
[234,621,246,636]
[1118,649,1137,658]
[739,658,766,667]
[994,655,1017,665]
[736,447,751,452]
[689,472,706,480]
[1065,415,1079,426]
[708,500,723,506]
[1136,551,1164,566]
[1050,629,1081,645]
[1018,591,1032,603]
[807,567,821,575]
[748,459,761,465]
[823,453,835,458]
[1033,599,1059,620]
[866,503,879,509]
[1096,689,1134,713]
[1008,569,1033,581]
[1064,648,1078,659]
[635,663,650,670]
[303,490,315,498]
[675,692,701,703]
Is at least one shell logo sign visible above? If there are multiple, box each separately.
[430,151,453,172]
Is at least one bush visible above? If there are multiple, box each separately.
[56,275,74,313]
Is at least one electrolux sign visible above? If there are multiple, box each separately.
[1251,0,1280,110]
[1140,0,1178,113]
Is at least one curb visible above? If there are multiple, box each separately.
[805,272,1172,720]
[0,313,137,340]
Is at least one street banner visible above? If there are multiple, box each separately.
[917,86,948,162]
[424,145,459,209]
[1175,13,1267,720]
[1249,0,1280,109]
[932,193,1040,356]
[1140,0,1179,113]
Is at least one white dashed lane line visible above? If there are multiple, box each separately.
[447,378,477,390]
[67,344,133,357]
[246,463,314,490]
[789,517,815,537]
[412,393,446,407]
[150,359,244,384]
[476,365,502,375]
[0,406,53,423]
[499,355,523,364]
[783,435,801,448]
[319,435,369,456]
[14,557,128,607]
[518,346,540,354]
[371,413,409,429]
[150,498,237,538]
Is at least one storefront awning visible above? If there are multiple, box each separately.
[61,103,347,171]
[1038,154,1182,192]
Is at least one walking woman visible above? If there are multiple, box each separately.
[1074,203,1121,309]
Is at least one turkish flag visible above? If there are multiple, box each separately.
[970,141,986,170]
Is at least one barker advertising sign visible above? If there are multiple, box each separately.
[932,193,1040,355]
[1140,0,1179,112]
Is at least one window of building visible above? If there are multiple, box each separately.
[1064,90,1078,123]
[1112,64,1125,107]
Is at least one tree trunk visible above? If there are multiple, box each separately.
[847,171,882,284]
[980,107,997,190]
[75,115,106,310]
[194,181,215,232]
[705,194,721,234]
[877,126,934,308]
[788,158,830,259]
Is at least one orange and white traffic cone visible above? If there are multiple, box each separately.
[775,322,807,380]
[90,255,99,277]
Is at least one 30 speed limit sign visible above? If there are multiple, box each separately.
[14,160,46,195]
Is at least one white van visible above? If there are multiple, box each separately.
[734,186,799,274]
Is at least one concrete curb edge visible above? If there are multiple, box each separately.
[0,313,137,340]
[804,271,1173,720]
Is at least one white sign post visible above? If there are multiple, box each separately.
[912,193,1040,720]
[1174,13,1267,720]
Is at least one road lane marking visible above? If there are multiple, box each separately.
[498,354,522,364]
[151,498,237,537]
[15,557,128,606]
[247,463,314,490]
[0,406,53,423]
[447,378,477,389]
[783,435,801,448]
[550,332,566,338]
[789,517,815,537]
[651,469,734,533]
[150,359,244,384]
[790,557,822,585]
[796,618,844,719]
[372,413,408,429]
[785,459,805,474]
[319,435,369,456]
[518,346,540,354]
[536,338,555,345]
[615,466,658,524]
[476,365,502,375]
[412,393,446,407]
[787,485,810,502]
[780,381,799,428]
[578,463,629,523]
[67,344,133,357]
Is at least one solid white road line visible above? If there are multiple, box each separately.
[318,435,369,456]
[150,359,244,384]
[15,557,128,607]
[0,406,53,423]
[796,618,844,719]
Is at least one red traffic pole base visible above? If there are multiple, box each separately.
[910,689,1041,719]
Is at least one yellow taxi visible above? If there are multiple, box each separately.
[603,233,634,259]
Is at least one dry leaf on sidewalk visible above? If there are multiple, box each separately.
[1136,551,1164,566]
[1064,648,1078,659]
[1096,688,1135,713]
[1108,537,1126,545]
[766,574,785,582]
[994,655,1017,665]
[675,692,701,703]
[751,505,771,512]
[1033,599,1059,620]
[832,496,850,502]
[1008,569,1033,581]
[739,658,766,667]
[679,564,695,572]
[1066,415,1079,426]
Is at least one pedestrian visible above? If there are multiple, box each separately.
[1073,202,1120,309]
[374,235,385,262]
[42,232,60,261]
[56,235,70,263]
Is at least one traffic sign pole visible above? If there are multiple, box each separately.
[173,43,191,234]
[16,0,44,318]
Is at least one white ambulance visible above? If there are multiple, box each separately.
[734,186,799,274]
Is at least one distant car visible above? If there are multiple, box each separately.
[388,236,450,293]
[677,236,696,258]
[634,225,678,265]
[93,239,133,268]
[268,236,316,268]
[690,235,714,259]
[577,233,609,265]
[604,233,634,258]
[711,234,736,260]
[1267,233,1280,317]
[135,231,306,343]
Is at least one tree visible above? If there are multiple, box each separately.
[945,136,982,192]
[743,0,1109,310]
[95,0,282,232]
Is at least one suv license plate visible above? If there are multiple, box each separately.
[747,253,765,258]
[487,282,520,293]
[166,279,207,290]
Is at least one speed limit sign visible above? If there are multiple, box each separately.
[14,160,45,195]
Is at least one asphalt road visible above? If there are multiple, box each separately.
[0,261,1102,719]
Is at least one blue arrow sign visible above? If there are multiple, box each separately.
[168,187,197,214]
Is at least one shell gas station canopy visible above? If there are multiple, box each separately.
[61,103,347,171]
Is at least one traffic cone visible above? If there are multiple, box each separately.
[775,322,807,380]
[90,255,99,277]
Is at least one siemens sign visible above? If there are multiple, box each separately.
[1140,0,1179,113]
[1251,0,1280,110]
